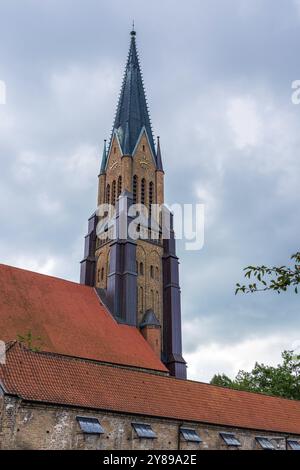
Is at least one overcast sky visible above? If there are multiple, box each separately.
[1,0,300,382]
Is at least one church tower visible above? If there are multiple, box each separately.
[80,28,187,379]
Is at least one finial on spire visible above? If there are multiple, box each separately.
[131,20,136,36]
[100,139,108,175]
[156,136,163,171]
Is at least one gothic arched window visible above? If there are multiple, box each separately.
[156,291,159,313]
[139,286,144,312]
[106,184,110,204]
[150,265,154,279]
[117,175,122,198]
[141,178,146,206]
[133,175,138,204]
[101,267,104,281]
[156,267,159,280]
[112,180,116,206]
[150,289,154,310]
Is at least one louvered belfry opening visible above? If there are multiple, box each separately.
[81,28,187,379]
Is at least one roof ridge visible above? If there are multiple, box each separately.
[8,341,168,376]
[4,341,300,435]
[7,342,300,406]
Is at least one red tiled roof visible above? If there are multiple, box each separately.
[1,342,300,435]
[0,264,166,372]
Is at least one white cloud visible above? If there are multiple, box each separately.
[0,80,6,105]
[1,255,58,277]
[0,107,16,143]
[38,193,62,215]
[196,186,218,228]
[61,144,99,189]
[12,151,41,182]
[293,0,300,17]
[49,62,119,116]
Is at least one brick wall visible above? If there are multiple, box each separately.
[136,241,163,326]
[95,131,164,330]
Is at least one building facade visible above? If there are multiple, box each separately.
[80,28,186,379]
[1,396,298,451]
[1,29,300,451]
[1,342,300,451]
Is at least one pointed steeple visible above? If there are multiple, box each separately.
[110,28,156,157]
[99,139,107,175]
[156,136,163,171]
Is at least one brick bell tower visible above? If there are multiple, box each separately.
[80,28,187,379]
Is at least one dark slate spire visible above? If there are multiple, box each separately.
[99,139,107,175]
[111,29,156,157]
[140,309,161,328]
[156,136,163,171]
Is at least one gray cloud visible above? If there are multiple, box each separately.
[1,0,300,380]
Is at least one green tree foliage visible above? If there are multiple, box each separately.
[210,351,300,400]
[236,252,300,294]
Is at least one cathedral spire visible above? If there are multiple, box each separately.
[156,136,163,171]
[81,29,186,379]
[110,28,156,157]
[131,20,135,35]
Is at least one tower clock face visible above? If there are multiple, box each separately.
[140,156,149,168]
[109,160,119,171]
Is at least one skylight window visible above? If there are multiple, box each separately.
[256,436,275,450]
[76,416,104,435]
[220,432,241,447]
[180,428,202,443]
[287,440,300,450]
[132,423,156,439]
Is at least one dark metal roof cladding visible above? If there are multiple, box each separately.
[99,139,107,175]
[109,29,156,159]
[140,309,161,328]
